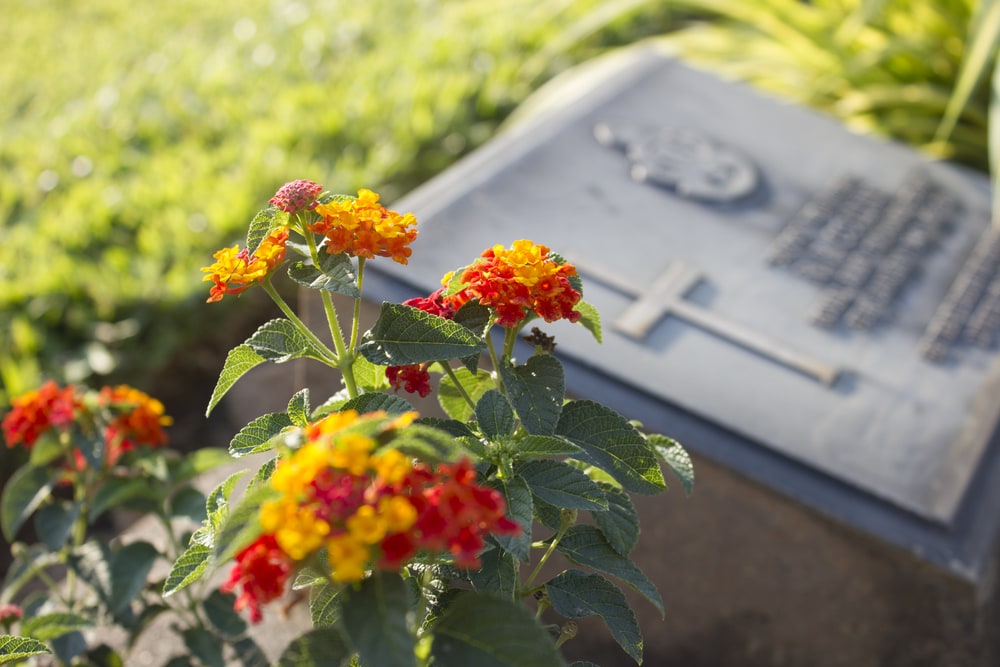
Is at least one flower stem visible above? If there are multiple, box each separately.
[438,362,476,410]
[349,258,366,351]
[485,331,503,392]
[261,279,339,365]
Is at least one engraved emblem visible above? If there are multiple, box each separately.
[594,123,759,203]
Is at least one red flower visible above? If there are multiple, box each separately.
[221,535,292,624]
[2,381,78,449]
[386,364,432,398]
[99,386,172,462]
[269,180,323,214]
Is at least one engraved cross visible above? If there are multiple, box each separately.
[571,258,840,386]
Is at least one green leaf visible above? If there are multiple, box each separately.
[27,435,62,466]
[230,412,295,458]
[162,543,211,597]
[0,636,51,663]
[349,355,391,393]
[591,483,639,557]
[85,644,125,667]
[276,628,352,667]
[476,390,515,439]
[574,301,603,343]
[1,463,54,541]
[248,457,278,491]
[554,525,663,616]
[466,548,517,600]
[556,401,666,495]
[513,435,581,458]
[430,591,566,667]
[453,301,493,373]
[341,392,414,415]
[183,627,225,667]
[309,579,341,628]
[66,541,112,609]
[170,486,208,523]
[287,389,312,427]
[34,501,80,550]
[1,545,61,604]
[246,206,288,256]
[171,447,234,486]
[491,476,532,562]
[648,434,695,496]
[232,637,270,667]
[384,424,471,463]
[203,589,247,639]
[546,570,642,664]
[90,478,163,524]
[532,497,563,530]
[50,631,85,664]
[414,418,476,439]
[288,250,361,297]
[246,318,328,364]
[499,355,565,436]
[213,484,277,565]
[207,345,265,416]
[438,368,494,421]
[515,460,608,511]
[339,572,415,667]
[359,303,485,366]
[109,541,159,614]
[20,612,90,642]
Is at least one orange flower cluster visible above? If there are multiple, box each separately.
[223,410,519,623]
[447,239,582,327]
[309,189,418,265]
[98,385,173,464]
[202,228,289,303]
[2,381,78,449]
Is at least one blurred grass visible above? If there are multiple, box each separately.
[0,0,682,403]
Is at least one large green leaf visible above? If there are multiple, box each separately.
[109,541,159,614]
[245,206,288,256]
[430,591,566,667]
[183,627,224,667]
[309,579,341,628]
[556,401,665,495]
[1,463,54,541]
[287,389,311,427]
[340,572,415,667]
[203,589,247,639]
[476,390,516,440]
[246,318,328,364]
[229,412,294,458]
[438,368,494,421]
[546,570,642,664]
[499,355,565,436]
[648,434,695,496]
[162,544,211,597]
[554,525,663,616]
[287,250,360,298]
[276,628,352,667]
[206,345,265,416]
[170,485,208,523]
[0,636,51,663]
[232,637,270,667]
[34,500,80,550]
[20,613,90,642]
[574,301,603,343]
[513,435,581,458]
[591,483,639,557]
[359,303,485,366]
[466,547,518,600]
[90,478,164,524]
[491,476,533,562]
[341,392,414,415]
[385,424,470,464]
[516,459,608,511]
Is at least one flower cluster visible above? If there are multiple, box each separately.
[98,385,172,464]
[310,189,418,264]
[201,228,289,303]
[385,288,457,397]
[2,380,79,449]
[269,179,323,214]
[222,410,519,622]
[447,239,582,327]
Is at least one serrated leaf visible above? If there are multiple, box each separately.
[20,612,90,642]
[430,591,566,667]
[414,418,475,439]
[453,302,492,374]
[466,548,517,600]
[162,544,211,597]
[340,572,414,667]
[648,434,694,496]
[557,401,665,495]
[245,206,288,256]
[491,476,532,562]
[554,525,663,616]
[0,635,51,663]
[359,303,485,366]
[213,484,277,565]
[311,389,352,419]
[438,368,494,421]
[515,460,607,511]
[499,355,565,436]
[246,318,328,364]
[532,497,563,530]
[341,393,414,415]
[384,424,470,464]
[229,412,295,458]
[90,478,163,524]
[248,457,278,491]
[514,435,581,458]
[207,345,265,416]
[232,637,270,667]
[203,589,247,639]
[287,389,312,427]
[546,570,641,663]
[183,627,224,667]
[475,390,515,439]
[1,464,54,541]
[109,541,159,614]
[574,301,602,343]
[171,447,233,486]
[309,579,341,628]
[34,501,80,551]
[349,355,391,393]
[591,483,639,557]
[288,250,360,297]
[276,628,352,667]
[170,486,208,523]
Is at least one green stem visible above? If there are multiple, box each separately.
[523,529,565,592]
[349,257,366,351]
[261,279,339,365]
[485,332,503,392]
[502,325,519,362]
[438,362,477,411]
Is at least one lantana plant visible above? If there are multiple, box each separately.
[176,179,694,666]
